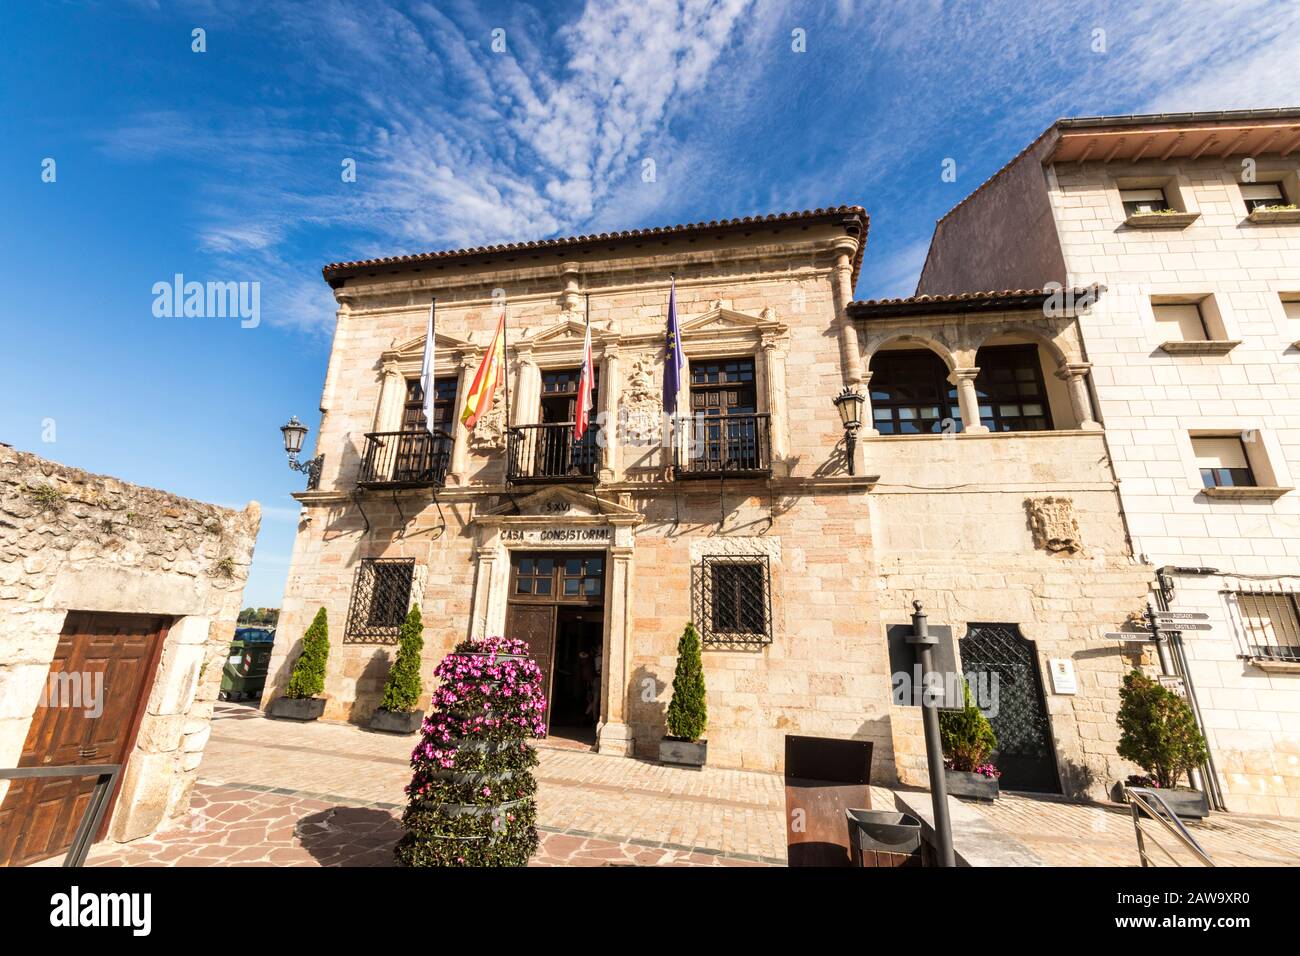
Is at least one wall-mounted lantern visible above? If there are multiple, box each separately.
[833,386,866,475]
[280,415,323,489]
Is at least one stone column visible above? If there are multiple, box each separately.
[761,334,790,475]
[858,370,880,437]
[448,352,476,484]
[948,367,989,434]
[1056,362,1101,430]
[831,237,865,385]
[374,361,405,432]
[513,347,540,427]
[469,541,500,641]
[596,542,635,757]
[600,346,620,482]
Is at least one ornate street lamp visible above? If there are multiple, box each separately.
[280,415,323,489]
[832,386,866,475]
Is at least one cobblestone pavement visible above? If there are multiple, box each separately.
[83,704,1300,867]
[86,702,787,866]
[969,792,1300,867]
[85,783,768,867]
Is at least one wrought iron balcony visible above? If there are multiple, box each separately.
[507,422,601,483]
[673,412,772,479]
[357,429,452,488]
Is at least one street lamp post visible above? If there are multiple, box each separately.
[280,415,323,489]
[907,599,956,867]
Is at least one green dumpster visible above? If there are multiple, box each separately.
[220,628,275,701]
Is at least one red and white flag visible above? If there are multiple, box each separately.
[574,318,594,441]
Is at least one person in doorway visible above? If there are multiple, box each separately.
[578,650,596,725]
[590,648,603,726]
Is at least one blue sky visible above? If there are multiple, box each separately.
[2,0,1296,608]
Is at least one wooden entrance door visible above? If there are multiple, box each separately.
[0,611,169,867]
[505,552,606,732]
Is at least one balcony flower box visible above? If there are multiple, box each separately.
[1247,206,1300,225]
[1124,210,1199,229]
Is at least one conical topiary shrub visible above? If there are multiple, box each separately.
[394,635,547,867]
[939,679,998,772]
[380,606,424,713]
[285,607,328,699]
[1117,670,1208,790]
[666,622,707,742]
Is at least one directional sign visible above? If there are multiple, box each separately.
[1153,611,1210,622]
[1158,623,1213,632]
[1105,632,1159,642]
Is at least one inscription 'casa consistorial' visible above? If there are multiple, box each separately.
[501,526,612,543]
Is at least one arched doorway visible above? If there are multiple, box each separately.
[958,623,1061,793]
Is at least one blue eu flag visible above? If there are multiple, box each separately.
[663,277,684,416]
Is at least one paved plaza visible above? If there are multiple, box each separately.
[82,702,1300,867]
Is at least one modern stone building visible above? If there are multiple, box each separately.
[919,108,1300,816]
[267,208,1156,800]
[0,446,260,864]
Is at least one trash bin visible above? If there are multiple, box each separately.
[845,808,922,867]
[220,629,275,701]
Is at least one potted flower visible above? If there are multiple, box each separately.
[269,607,329,720]
[659,622,707,768]
[1116,670,1210,819]
[370,605,425,734]
[939,679,1000,800]
[394,635,547,866]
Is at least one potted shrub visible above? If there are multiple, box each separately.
[659,622,707,768]
[269,607,329,720]
[370,605,426,734]
[1117,670,1210,819]
[939,679,1000,800]
[394,635,547,866]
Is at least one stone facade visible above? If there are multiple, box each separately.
[269,211,1155,798]
[0,445,260,843]
[919,112,1300,815]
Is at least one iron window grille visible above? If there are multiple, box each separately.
[344,558,416,644]
[695,555,773,647]
[1228,585,1300,663]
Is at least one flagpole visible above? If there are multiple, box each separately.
[502,296,511,431]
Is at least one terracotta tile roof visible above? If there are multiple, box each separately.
[849,285,1103,318]
[322,206,869,285]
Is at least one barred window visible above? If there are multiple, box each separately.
[1236,591,1300,663]
[344,558,415,644]
[696,555,772,647]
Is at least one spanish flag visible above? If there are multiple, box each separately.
[461,308,506,429]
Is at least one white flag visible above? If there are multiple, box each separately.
[420,300,436,432]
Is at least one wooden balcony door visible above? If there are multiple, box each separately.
[0,612,168,867]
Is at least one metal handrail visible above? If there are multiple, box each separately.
[0,764,122,867]
[1125,786,1215,867]
[357,429,452,487]
[506,421,601,482]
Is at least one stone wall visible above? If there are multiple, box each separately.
[866,430,1156,800]
[0,445,259,843]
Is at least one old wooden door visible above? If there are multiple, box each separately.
[0,611,168,867]
[504,603,556,728]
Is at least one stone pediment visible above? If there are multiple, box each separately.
[516,317,615,351]
[383,330,476,363]
[680,306,784,338]
[476,485,640,522]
